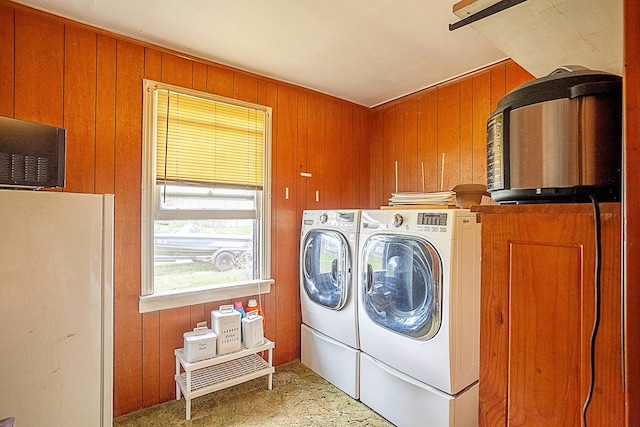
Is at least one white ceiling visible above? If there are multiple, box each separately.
[13,0,507,107]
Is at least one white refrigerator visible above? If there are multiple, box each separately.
[0,189,114,426]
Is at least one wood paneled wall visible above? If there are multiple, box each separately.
[369,61,532,207]
[1,0,540,419]
[0,1,371,416]
[624,0,640,424]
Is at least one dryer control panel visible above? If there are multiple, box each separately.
[417,212,448,226]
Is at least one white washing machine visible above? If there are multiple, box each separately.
[357,208,481,426]
[300,209,360,399]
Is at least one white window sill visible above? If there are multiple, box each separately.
[139,279,274,313]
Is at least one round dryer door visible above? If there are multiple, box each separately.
[301,229,351,310]
[361,234,442,340]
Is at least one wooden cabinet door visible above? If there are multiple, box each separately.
[478,204,624,426]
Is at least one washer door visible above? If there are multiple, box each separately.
[301,229,351,310]
[361,234,442,340]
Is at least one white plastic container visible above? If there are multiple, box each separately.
[211,304,241,355]
[183,327,217,362]
[242,310,265,348]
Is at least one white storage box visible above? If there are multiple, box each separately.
[183,327,217,362]
[211,305,241,355]
[242,310,265,348]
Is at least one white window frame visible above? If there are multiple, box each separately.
[139,79,273,313]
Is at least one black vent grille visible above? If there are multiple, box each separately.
[0,116,65,188]
[0,152,49,186]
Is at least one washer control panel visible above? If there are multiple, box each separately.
[302,210,360,233]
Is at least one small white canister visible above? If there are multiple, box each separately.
[183,326,217,362]
[242,310,264,348]
[211,304,241,355]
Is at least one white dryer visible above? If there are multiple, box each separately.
[300,209,360,399]
[357,208,480,426]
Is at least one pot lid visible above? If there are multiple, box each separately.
[494,66,621,113]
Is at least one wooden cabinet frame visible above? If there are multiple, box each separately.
[476,204,624,426]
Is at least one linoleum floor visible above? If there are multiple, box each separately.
[114,359,393,427]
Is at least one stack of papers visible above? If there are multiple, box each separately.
[388,191,455,206]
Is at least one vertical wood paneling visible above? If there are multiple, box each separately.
[0,4,15,117]
[505,60,533,93]
[324,98,341,208]
[207,65,234,97]
[362,108,373,208]
[459,77,473,184]
[354,108,372,207]
[113,40,145,416]
[625,0,640,423]
[204,302,218,325]
[158,307,190,401]
[417,88,438,193]
[234,73,258,103]
[383,103,396,199]
[395,101,404,192]
[372,60,532,200]
[307,92,325,208]
[192,62,207,92]
[143,48,162,80]
[275,83,297,249]
[95,35,116,195]
[472,70,491,185]
[161,53,192,88]
[63,26,97,193]
[371,108,384,206]
[190,304,206,329]
[340,103,354,207]
[141,312,160,407]
[274,84,299,363]
[295,89,309,349]
[14,10,64,126]
[257,80,278,114]
[490,63,506,112]
[296,89,309,216]
[437,82,460,191]
[402,95,418,192]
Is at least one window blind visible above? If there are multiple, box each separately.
[156,89,265,189]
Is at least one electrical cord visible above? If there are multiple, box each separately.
[582,194,602,427]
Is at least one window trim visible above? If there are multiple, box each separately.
[140,79,273,313]
[139,279,274,314]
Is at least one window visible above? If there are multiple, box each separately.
[140,79,273,313]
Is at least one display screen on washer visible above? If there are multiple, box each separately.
[338,212,355,223]
[417,213,447,226]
